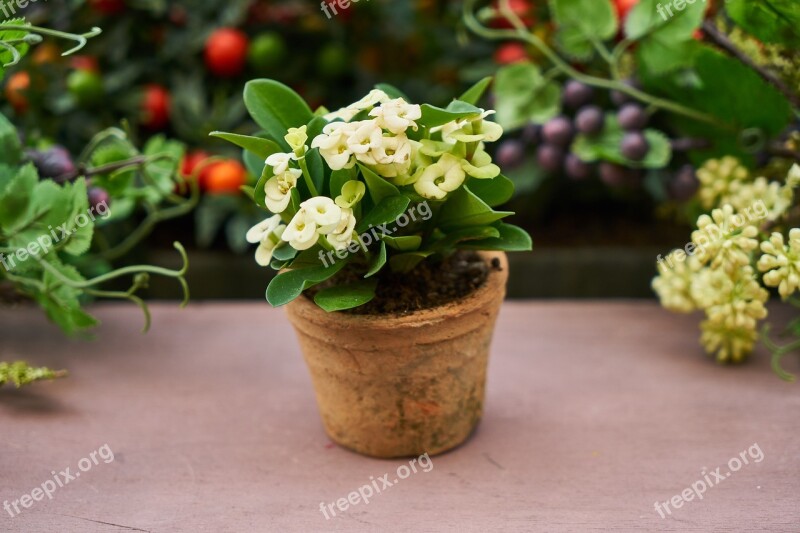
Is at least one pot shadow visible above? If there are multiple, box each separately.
[0,387,70,417]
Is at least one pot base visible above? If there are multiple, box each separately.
[287,252,508,458]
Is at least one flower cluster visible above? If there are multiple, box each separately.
[245,88,507,268]
[758,229,800,299]
[653,164,800,363]
[316,90,502,200]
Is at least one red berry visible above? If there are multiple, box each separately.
[141,84,170,130]
[88,0,125,15]
[205,28,249,77]
[494,42,528,65]
[69,55,100,73]
[489,0,535,29]
[614,0,638,22]
[205,160,247,194]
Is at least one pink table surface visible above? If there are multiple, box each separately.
[1,302,799,532]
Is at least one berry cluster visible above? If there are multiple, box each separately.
[495,79,701,200]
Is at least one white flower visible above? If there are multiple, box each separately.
[326,207,357,251]
[347,120,383,163]
[335,180,366,208]
[282,209,320,250]
[461,145,501,179]
[311,122,356,170]
[265,152,294,175]
[414,153,466,200]
[264,168,301,214]
[438,110,503,144]
[758,229,800,299]
[246,215,286,267]
[370,134,413,178]
[285,126,308,157]
[324,89,390,122]
[300,196,342,234]
[370,98,422,134]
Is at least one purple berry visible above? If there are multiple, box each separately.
[565,154,593,180]
[618,104,648,131]
[668,165,699,202]
[563,81,594,109]
[611,79,640,107]
[575,106,605,136]
[621,132,650,161]
[536,144,564,174]
[496,140,526,169]
[542,116,573,147]
[522,123,541,144]
[88,187,110,211]
[27,146,76,181]
[599,163,627,187]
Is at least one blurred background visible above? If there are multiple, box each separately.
[1,0,762,300]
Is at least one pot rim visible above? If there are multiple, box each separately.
[286,251,508,329]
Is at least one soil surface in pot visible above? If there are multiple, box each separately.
[308,251,500,316]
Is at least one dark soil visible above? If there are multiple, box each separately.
[308,251,498,316]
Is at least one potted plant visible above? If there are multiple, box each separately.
[214,79,531,457]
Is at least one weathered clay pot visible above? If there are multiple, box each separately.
[286,252,508,458]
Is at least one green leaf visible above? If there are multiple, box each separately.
[330,167,357,198]
[465,175,514,207]
[364,241,387,278]
[0,112,21,166]
[266,260,347,307]
[375,83,411,101]
[626,0,705,74]
[0,19,30,68]
[459,77,493,106]
[244,80,313,150]
[549,0,618,60]
[650,48,792,137]
[359,164,400,204]
[356,195,410,233]
[457,223,533,252]
[726,0,800,47]
[438,187,513,229]
[252,161,274,209]
[313,279,378,312]
[306,116,329,142]
[210,132,283,160]
[494,62,561,130]
[572,116,672,168]
[59,178,94,256]
[0,163,36,230]
[389,251,434,273]
[306,148,326,195]
[243,148,266,178]
[382,235,422,252]
[432,226,501,251]
[418,101,483,129]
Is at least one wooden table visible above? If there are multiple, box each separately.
[1,302,798,532]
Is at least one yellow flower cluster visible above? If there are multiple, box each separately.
[653,163,800,363]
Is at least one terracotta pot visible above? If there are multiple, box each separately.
[286,252,508,458]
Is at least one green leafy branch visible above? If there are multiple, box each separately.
[0,361,66,388]
[463,0,730,130]
[0,22,102,67]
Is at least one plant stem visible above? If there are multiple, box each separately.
[298,157,319,197]
[0,24,101,57]
[465,0,731,130]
